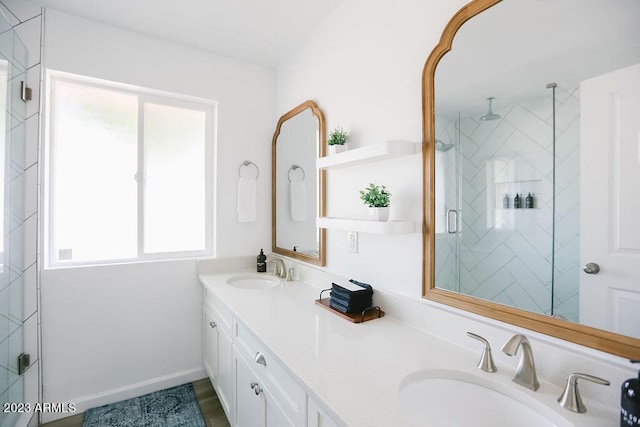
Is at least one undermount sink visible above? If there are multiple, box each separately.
[226,274,280,289]
[399,370,567,427]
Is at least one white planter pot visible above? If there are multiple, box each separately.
[368,206,390,222]
[328,144,347,155]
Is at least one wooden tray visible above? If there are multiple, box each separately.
[315,298,385,323]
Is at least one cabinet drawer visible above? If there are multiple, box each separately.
[233,320,305,425]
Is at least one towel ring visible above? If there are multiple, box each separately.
[287,164,305,183]
[238,160,259,179]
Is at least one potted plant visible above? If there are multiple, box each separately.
[359,183,391,221]
[327,126,348,154]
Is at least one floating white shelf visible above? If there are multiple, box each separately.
[316,217,417,234]
[316,140,420,170]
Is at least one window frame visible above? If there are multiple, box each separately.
[44,71,216,268]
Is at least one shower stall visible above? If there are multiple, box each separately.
[434,84,581,322]
[0,11,30,426]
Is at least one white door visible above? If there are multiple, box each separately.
[579,62,640,339]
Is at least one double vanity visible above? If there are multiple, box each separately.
[198,257,618,427]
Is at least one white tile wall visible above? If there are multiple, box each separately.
[435,87,581,321]
[0,2,43,426]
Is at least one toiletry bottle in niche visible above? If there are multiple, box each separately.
[513,193,521,208]
[257,249,267,273]
[621,360,640,427]
[525,192,534,209]
[503,194,510,209]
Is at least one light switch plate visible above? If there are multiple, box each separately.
[347,231,358,253]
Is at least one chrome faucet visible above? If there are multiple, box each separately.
[285,267,295,281]
[501,334,540,391]
[466,332,497,373]
[269,256,286,278]
[557,373,609,413]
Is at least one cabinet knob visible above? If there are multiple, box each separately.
[250,381,262,395]
[209,321,217,328]
[255,352,267,366]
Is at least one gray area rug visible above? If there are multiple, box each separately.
[82,383,205,427]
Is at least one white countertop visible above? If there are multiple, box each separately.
[198,270,618,427]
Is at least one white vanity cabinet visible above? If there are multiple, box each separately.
[233,348,266,427]
[203,290,321,427]
[203,297,233,422]
[307,398,340,427]
[233,347,296,427]
[203,308,218,378]
[232,319,305,427]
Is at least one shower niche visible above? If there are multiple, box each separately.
[491,157,542,212]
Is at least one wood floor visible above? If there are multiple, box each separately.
[40,378,231,427]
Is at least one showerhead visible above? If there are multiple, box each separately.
[479,97,501,121]
[435,139,455,152]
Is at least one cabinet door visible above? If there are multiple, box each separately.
[204,309,219,384]
[308,398,339,427]
[265,390,295,427]
[233,350,265,427]
[217,323,233,419]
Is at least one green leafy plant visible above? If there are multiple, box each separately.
[359,183,391,207]
[327,126,348,146]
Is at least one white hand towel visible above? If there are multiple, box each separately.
[290,181,306,221]
[237,177,256,223]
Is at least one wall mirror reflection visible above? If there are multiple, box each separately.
[424,0,640,358]
[272,100,326,266]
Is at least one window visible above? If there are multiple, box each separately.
[46,72,215,266]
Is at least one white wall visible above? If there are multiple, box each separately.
[44,9,275,258]
[276,0,468,298]
[40,9,275,421]
[275,0,635,411]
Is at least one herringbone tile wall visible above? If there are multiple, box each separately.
[435,86,580,321]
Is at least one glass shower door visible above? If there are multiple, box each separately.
[434,113,461,292]
[0,15,29,426]
[435,93,565,318]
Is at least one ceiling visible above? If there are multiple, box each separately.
[29,0,344,67]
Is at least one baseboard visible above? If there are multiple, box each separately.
[41,366,207,423]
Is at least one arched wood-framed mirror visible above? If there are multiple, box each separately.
[422,0,640,358]
[272,100,326,266]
